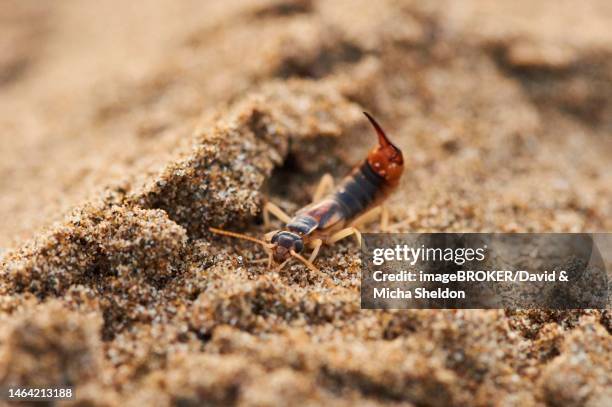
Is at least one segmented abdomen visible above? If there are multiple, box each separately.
[286,161,386,235]
[333,161,386,220]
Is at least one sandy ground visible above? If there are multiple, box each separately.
[0,0,611,405]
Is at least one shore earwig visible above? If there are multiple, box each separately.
[210,112,404,276]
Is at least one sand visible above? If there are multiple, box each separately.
[0,0,611,405]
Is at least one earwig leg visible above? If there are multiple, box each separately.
[327,227,362,246]
[263,202,292,228]
[308,238,323,262]
[351,206,382,228]
[381,205,389,232]
[312,173,334,203]
[351,205,391,232]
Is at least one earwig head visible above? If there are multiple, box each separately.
[269,231,304,263]
[363,112,404,184]
[209,227,319,274]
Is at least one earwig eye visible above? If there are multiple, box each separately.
[294,240,304,253]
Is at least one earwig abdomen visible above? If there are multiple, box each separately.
[333,161,386,220]
[288,113,403,234]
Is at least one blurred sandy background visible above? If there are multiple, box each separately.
[0,1,611,405]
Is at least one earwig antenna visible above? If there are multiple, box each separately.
[363,111,397,149]
[290,250,319,274]
[274,257,292,272]
[290,250,334,286]
[249,258,271,264]
[209,227,273,248]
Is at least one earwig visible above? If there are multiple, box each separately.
[210,112,404,278]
